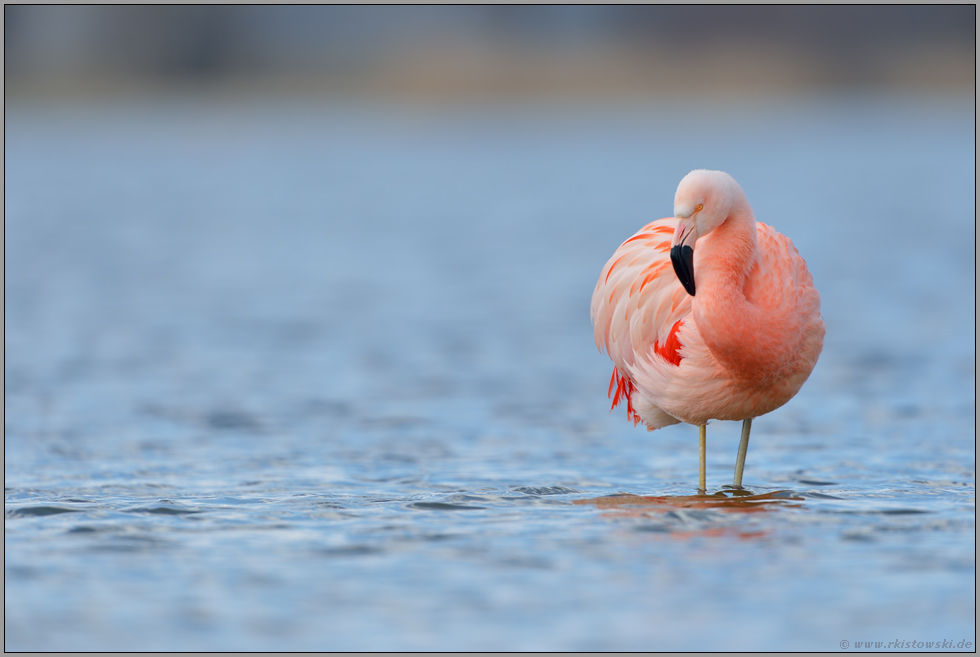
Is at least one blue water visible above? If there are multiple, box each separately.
[5,95,975,651]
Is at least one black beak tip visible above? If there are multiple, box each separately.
[670,244,696,296]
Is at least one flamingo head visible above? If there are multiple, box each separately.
[669,169,743,296]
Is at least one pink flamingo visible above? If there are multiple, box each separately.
[591,170,824,492]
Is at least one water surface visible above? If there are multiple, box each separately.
[5,95,975,651]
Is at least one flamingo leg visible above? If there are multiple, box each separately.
[698,424,707,493]
[733,417,753,488]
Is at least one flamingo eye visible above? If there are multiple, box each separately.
[696,204,704,212]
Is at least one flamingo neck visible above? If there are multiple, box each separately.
[692,203,775,384]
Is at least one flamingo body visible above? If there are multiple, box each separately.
[591,170,824,437]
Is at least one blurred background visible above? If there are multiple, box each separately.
[5,5,976,652]
[5,5,975,99]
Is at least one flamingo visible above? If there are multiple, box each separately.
[591,170,824,492]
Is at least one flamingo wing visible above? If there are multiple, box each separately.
[590,218,692,376]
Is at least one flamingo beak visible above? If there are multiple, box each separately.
[670,220,697,296]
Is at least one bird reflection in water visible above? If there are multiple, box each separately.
[575,489,803,539]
